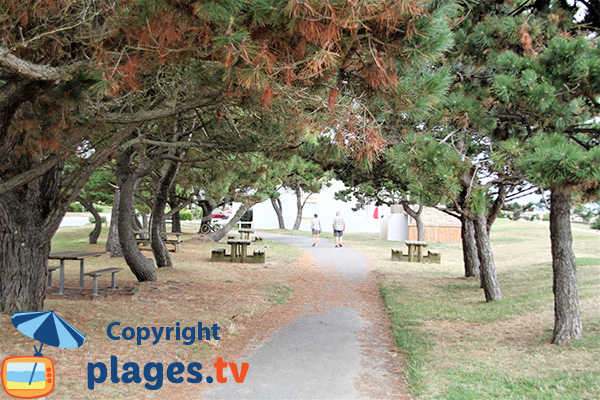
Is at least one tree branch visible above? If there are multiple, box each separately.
[101,96,220,124]
[0,155,61,196]
[0,46,80,81]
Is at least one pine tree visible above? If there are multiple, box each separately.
[449,0,600,343]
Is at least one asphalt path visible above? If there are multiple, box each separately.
[203,233,401,400]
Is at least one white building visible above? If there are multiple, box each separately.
[249,180,390,233]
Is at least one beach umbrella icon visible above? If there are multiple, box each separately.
[9,310,85,390]
[12,310,86,357]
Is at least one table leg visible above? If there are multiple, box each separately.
[79,259,85,289]
[408,245,414,262]
[417,246,423,262]
[230,244,236,260]
[59,259,65,295]
[241,244,247,263]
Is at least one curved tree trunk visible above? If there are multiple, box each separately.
[116,149,156,282]
[77,195,102,244]
[270,197,285,229]
[461,215,480,277]
[292,180,304,230]
[549,187,582,344]
[487,183,507,232]
[150,159,182,268]
[473,212,502,301]
[402,200,425,241]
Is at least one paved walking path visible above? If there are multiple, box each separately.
[204,233,407,400]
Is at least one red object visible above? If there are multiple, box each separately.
[212,209,233,219]
[373,207,379,219]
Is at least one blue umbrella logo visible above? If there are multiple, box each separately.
[12,310,86,356]
[5,310,86,394]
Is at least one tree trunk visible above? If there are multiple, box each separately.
[197,199,217,233]
[208,203,255,242]
[77,195,102,244]
[0,203,51,313]
[473,212,502,301]
[150,159,182,269]
[487,184,507,233]
[171,210,181,233]
[461,215,480,277]
[402,200,425,241]
[106,188,123,257]
[549,187,582,344]
[116,149,156,282]
[133,213,143,231]
[292,180,303,230]
[270,197,285,229]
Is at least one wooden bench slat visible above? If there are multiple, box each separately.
[84,268,124,277]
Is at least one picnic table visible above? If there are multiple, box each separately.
[227,239,252,263]
[405,241,428,262]
[48,251,104,295]
[237,229,254,240]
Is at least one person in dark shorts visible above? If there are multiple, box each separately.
[332,211,345,247]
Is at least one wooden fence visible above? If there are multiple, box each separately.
[408,226,461,242]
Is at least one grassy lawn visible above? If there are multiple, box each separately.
[343,218,600,400]
[0,223,302,399]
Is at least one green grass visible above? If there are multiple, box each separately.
[268,283,293,305]
[342,219,600,399]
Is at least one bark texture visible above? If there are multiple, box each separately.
[0,201,50,313]
[171,211,181,233]
[550,187,582,344]
[77,195,102,244]
[473,212,502,301]
[116,149,156,281]
[150,159,182,268]
[461,216,480,277]
[106,188,123,256]
[402,200,424,241]
[270,197,285,229]
[293,180,303,230]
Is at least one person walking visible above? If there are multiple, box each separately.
[332,211,345,248]
[310,214,322,247]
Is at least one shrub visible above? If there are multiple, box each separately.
[241,209,253,222]
[68,202,84,212]
[180,210,193,221]
[592,218,600,230]
[94,205,104,213]
[543,214,550,221]
[89,216,107,224]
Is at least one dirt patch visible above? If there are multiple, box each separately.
[1,233,410,399]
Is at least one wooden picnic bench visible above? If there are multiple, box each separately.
[227,239,252,262]
[135,232,182,252]
[84,268,124,296]
[47,265,60,288]
[237,229,254,240]
[48,251,105,295]
[405,240,428,262]
[211,238,265,264]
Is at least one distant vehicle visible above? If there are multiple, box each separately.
[211,209,233,219]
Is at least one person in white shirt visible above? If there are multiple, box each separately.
[310,214,322,247]
[332,211,345,248]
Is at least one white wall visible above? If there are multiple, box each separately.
[249,180,391,233]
